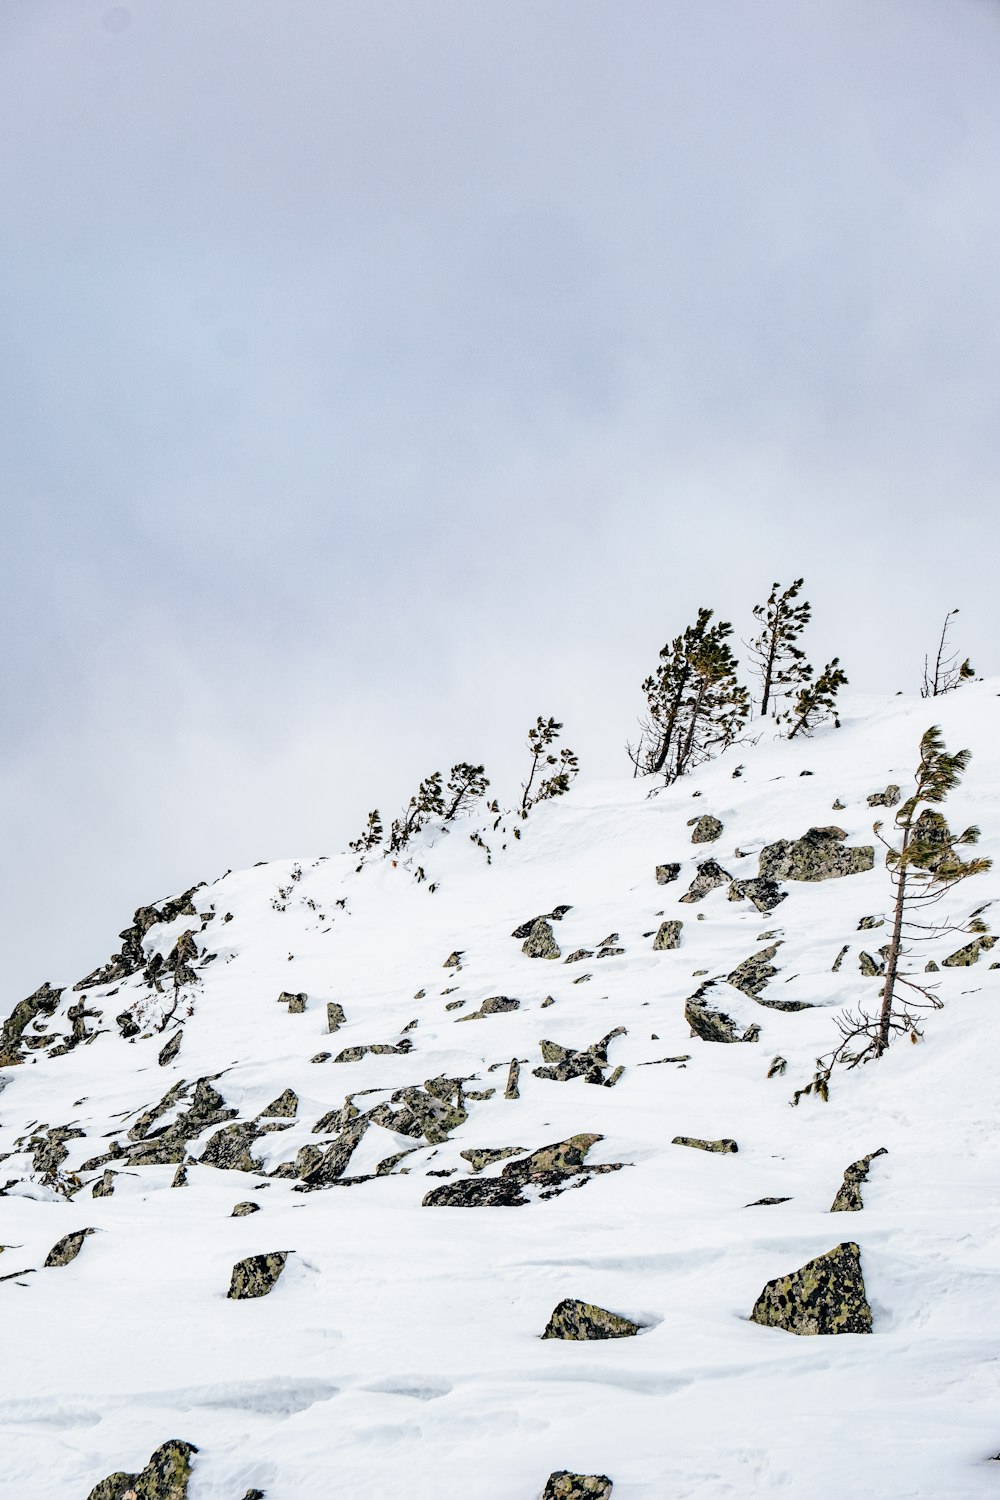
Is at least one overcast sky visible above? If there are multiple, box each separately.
[2,0,999,1000]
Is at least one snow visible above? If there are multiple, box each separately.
[1,683,999,1498]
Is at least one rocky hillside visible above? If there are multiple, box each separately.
[2,684,999,1500]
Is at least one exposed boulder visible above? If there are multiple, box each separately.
[672,1136,737,1153]
[86,1439,198,1500]
[227,1251,289,1299]
[679,859,732,903]
[522,920,561,960]
[126,1077,237,1167]
[859,951,884,977]
[456,996,520,1023]
[728,943,781,997]
[655,863,681,885]
[943,935,997,967]
[541,1298,640,1340]
[542,1474,613,1500]
[278,991,307,1013]
[652,920,683,951]
[727,877,787,915]
[326,1002,347,1033]
[74,886,201,992]
[424,1132,621,1207]
[332,1039,413,1063]
[685,992,759,1044]
[750,1241,872,1335]
[261,1089,298,1118]
[231,1201,261,1217]
[867,784,901,808]
[158,1030,183,1067]
[830,1147,888,1212]
[688,814,723,843]
[0,982,63,1066]
[92,1169,117,1198]
[199,1121,263,1173]
[44,1228,95,1268]
[759,827,874,882]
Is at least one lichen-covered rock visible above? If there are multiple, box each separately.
[684,993,758,1043]
[44,1228,95,1268]
[422,1175,529,1207]
[830,1147,888,1212]
[278,990,307,1013]
[541,1298,640,1340]
[199,1121,262,1173]
[542,1473,613,1500]
[231,1201,261,1217]
[857,915,884,930]
[672,1136,738,1153]
[759,827,874,882]
[459,1146,527,1172]
[859,951,884,977]
[261,1088,298,1118]
[728,943,781,997]
[867,784,901,808]
[424,1132,621,1207]
[86,1438,198,1500]
[655,863,681,885]
[443,950,463,969]
[688,813,723,843]
[332,1038,413,1063]
[523,920,561,960]
[652,920,683,951]
[158,1030,183,1067]
[679,859,732,903]
[74,886,202,993]
[943,935,997,967]
[750,1241,872,1335]
[227,1251,289,1299]
[326,1002,346,1033]
[0,981,63,1066]
[727,877,787,915]
[126,1077,238,1167]
[92,1169,117,1198]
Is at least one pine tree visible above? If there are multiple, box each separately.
[388,772,445,852]
[872,727,991,1054]
[521,717,579,817]
[443,763,489,822]
[921,609,975,697]
[348,810,383,859]
[782,658,847,739]
[630,608,749,782]
[748,578,812,718]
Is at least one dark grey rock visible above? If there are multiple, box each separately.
[227,1251,289,1299]
[867,784,901,808]
[541,1298,640,1340]
[231,1201,261,1217]
[0,982,63,1066]
[326,1002,346,1034]
[679,859,732,903]
[727,877,787,915]
[830,1147,888,1212]
[655,863,681,885]
[542,1474,613,1500]
[652,920,683,951]
[44,1228,95,1268]
[523,920,561,960]
[750,1241,872,1334]
[158,1030,183,1067]
[672,1136,738,1153]
[86,1438,198,1500]
[759,827,874,882]
[688,814,723,843]
[511,906,572,938]
[728,943,781,997]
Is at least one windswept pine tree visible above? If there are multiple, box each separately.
[520,717,579,816]
[388,771,445,852]
[747,578,812,718]
[872,727,991,1054]
[348,810,383,866]
[922,608,975,697]
[782,658,847,739]
[443,763,489,822]
[630,608,749,782]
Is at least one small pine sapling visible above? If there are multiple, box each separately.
[348,810,383,867]
[747,578,812,718]
[521,717,579,817]
[443,763,489,822]
[921,608,975,697]
[629,608,749,781]
[388,772,445,852]
[782,658,847,739]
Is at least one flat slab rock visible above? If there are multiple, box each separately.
[86,1439,198,1500]
[542,1474,613,1500]
[750,1241,872,1335]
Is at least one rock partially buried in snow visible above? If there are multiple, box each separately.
[727,943,781,997]
[231,1201,261,1217]
[655,862,680,885]
[522,920,561,960]
[830,1147,887,1212]
[727,876,786,915]
[943,935,997,967]
[750,1241,872,1335]
[85,1439,198,1500]
[277,990,308,1013]
[227,1251,289,1299]
[685,993,760,1044]
[758,827,874,882]
[423,1132,622,1206]
[652,920,683,950]
[542,1473,613,1500]
[511,906,572,938]
[44,1228,95,1267]
[541,1298,640,1340]
[679,859,732,903]
[688,813,723,843]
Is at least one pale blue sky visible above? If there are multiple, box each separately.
[2,0,999,998]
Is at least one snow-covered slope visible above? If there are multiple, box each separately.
[2,685,999,1500]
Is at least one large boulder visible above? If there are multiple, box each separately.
[758,827,874,882]
[542,1298,639,1340]
[750,1241,872,1335]
[86,1440,198,1500]
[542,1475,613,1500]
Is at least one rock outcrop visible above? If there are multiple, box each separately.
[758,827,874,882]
[750,1241,872,1335]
